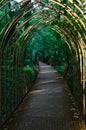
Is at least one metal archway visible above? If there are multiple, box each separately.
[0,0,86,127]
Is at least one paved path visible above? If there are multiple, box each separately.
[6,62,85,130]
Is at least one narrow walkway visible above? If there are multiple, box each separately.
[6,62,85,130]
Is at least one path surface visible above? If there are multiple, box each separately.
[6,62,85,130]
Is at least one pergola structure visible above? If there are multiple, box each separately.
[0,0,86,127]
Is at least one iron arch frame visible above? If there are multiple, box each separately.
[0,0,86,127]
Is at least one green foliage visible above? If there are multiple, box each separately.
[55,66,64,75]
[22,65,34,78]
[22,65,33,72]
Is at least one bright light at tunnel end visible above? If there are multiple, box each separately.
[15,0,23,3]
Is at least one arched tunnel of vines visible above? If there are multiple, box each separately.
[0,0,86,129]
